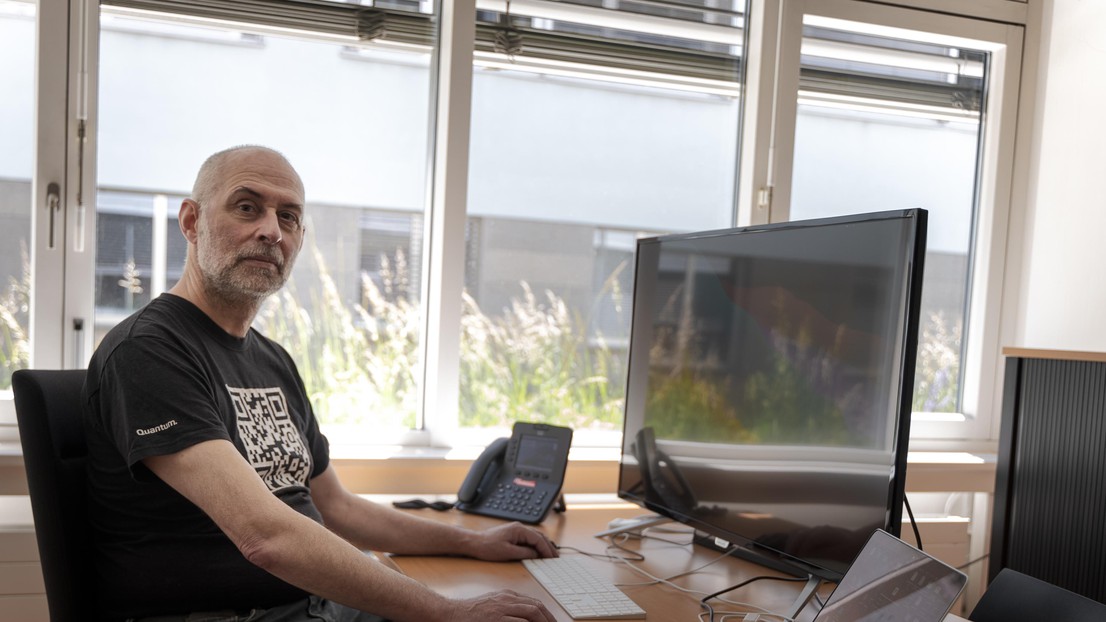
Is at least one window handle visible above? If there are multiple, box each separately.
[73,317,85,368]
[46,182,61,249]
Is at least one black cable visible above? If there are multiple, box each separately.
[956,553,989,571]
[903,494,923,551]
[699,575,811,622]
[391,498,455,511]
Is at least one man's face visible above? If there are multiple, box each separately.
[192,150,306,303]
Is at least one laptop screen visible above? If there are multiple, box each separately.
[814,529,967,622]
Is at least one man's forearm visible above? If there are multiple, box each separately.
[321,489,481,556]
[145,441,458,621]
[245,507,457,621]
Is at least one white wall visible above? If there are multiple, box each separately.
[1018,0,1106,351]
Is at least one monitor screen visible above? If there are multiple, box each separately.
[616,209,927,581]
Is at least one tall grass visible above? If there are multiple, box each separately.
[254,245,627,430]
[912,310,962,413]
[255,247,420,427]
[459,282,625,429]
[0,245,30,389]
[0,237,963,427]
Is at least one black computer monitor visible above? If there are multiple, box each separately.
[616,209,927,582]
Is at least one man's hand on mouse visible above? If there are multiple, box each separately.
[463,522,559,561]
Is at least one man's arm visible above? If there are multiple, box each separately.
[144,439,554,622]
[308,465,558,561]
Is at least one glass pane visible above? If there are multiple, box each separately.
[462,1,746,437]
[95,8,435,439]
[789,17,986,414]
[0,0,36,391]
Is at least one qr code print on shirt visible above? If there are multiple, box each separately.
[228,386,312,492]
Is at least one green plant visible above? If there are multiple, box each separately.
[459,282,625,430]
[254,242,627,432]
[0,244,31,390]
[255,246,420,428]
[251,239,963,435]
[912,310,962,413]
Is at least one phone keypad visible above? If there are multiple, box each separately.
[483,482,551,519]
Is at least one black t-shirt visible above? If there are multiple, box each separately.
[82,294,331,620]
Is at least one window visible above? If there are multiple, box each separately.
[93,190,187,330]
[0,0,65,438]
[0,0,34,412]
[9,0,1025,450]
[93,1,438,442]
[789,19,984,416]
[458,0,746,445]
[754,0,1023,443]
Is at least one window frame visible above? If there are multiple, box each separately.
[0,0,97,441]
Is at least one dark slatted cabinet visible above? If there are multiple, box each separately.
[992,348,1106,604]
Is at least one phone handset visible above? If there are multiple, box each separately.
[457,437,509,504]
[636,426,697,513]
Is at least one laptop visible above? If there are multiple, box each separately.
[813,529,968,622]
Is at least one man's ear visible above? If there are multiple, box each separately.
[179,199,200,244]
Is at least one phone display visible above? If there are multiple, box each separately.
[456,422,573,524]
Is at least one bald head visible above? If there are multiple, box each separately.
[173,145,308,327]
[191,145,303,208]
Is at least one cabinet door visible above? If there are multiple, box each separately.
[994,355,1106,603]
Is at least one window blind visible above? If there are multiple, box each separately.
[103,0,434,43]
[102,0,980,111]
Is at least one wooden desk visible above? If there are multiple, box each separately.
[385,500,970,622]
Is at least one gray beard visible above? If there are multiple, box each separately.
[199,258,288,309]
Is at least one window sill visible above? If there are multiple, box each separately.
[331,447,997,495]
[0,441,997,496]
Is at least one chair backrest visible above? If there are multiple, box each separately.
[970,568,1106,622]
[13,369,96,622]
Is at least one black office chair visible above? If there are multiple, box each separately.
[13,369,97,622]
[970,568,1106,622]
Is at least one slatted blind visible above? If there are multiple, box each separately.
[101,0,980,111]
[994,355,1106,603]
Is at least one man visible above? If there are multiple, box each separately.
[83,145,558,622]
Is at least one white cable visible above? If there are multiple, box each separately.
[596,531,800,622]
[606,548,795,620]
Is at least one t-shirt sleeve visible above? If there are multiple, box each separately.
[93,337,231,473]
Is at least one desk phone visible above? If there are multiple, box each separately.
[455,422,573,524]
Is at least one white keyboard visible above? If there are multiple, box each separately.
[523,556,646,620]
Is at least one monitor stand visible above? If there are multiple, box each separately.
[785,575,821,620]
[592,514,672,538]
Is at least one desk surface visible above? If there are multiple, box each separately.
[386,500,969,622]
